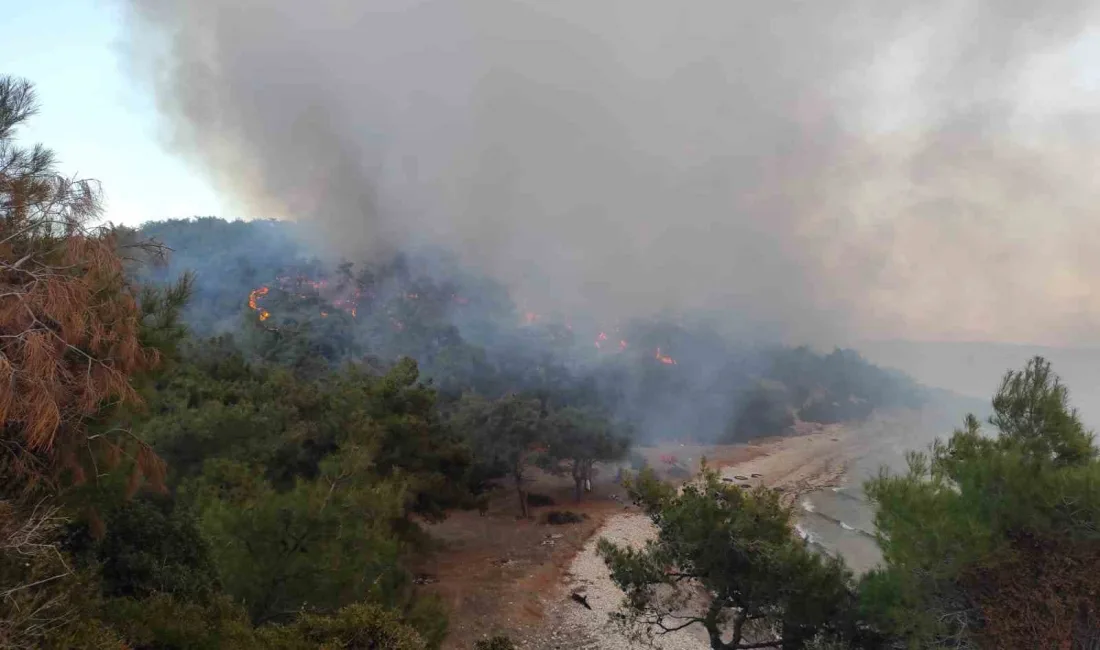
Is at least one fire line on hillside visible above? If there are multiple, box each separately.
[246,276,676,365]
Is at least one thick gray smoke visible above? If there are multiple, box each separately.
[120,1,1100,347]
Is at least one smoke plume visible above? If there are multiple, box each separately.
[120,0,1100,347]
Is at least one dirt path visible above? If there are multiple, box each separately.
[417,481,626,649]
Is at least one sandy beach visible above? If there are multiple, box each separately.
[530,426,856,650]
[714,424,852,504]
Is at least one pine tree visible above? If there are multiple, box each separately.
[863,356,1100,648]
[1,75,189,649]
[1,76,189,495]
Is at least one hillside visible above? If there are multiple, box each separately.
[138,217,933,443]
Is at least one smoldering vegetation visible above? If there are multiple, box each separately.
[139,217,929,443]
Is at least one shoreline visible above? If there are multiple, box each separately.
[530,426,855,650]
[715,424,852,506]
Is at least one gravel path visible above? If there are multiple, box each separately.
[533,512,709,650]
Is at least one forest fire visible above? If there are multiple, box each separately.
[298,278,327,291]
[246,273,363,323]
[248,286,271,321]
[332,299,358,316]
[246,276,670,370]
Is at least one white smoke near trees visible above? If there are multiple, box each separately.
[119,0,1100,347]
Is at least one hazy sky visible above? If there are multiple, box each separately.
[7,1,1100,348]
[0,0,226,224]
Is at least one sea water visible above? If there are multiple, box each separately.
[797,484,882,574]
[795,404,978,574]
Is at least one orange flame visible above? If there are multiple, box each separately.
[620,340,628,351]
[251,274,364,321]
[655,347,677,365]
[523,311,540,325]
[248,286,268,309]
[248,286,271,322]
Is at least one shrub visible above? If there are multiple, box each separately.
[730,382,796,440]
[544,510,585,525]
[63,496,218,603]
[249,603,426,650]
[474,635,516,650]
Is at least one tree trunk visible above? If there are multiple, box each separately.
[779,621,806,650]
[515,469,528,518]
[573,459,584,503]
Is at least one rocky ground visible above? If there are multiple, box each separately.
[533,512,709,650]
